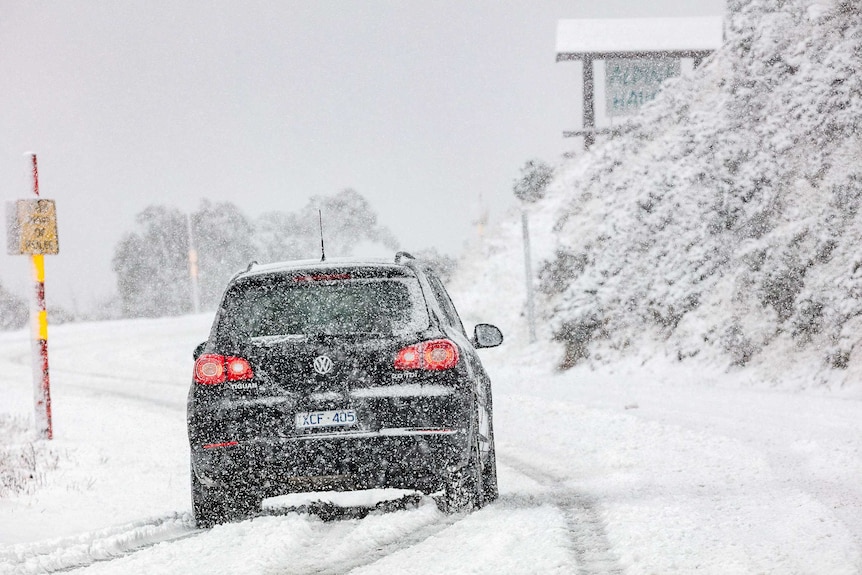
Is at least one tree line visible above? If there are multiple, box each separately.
[112,189,401,317]
[0,188,459,328]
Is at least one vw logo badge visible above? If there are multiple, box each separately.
[313,355,334,375]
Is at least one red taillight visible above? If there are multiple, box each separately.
[395,347,421,369]
[394,339,459,371]
[194,354,253,384]
[225,356,253,381]
[195,354,225,384]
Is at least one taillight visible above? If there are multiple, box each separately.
[394,339,459,371]
[194,354,225,384]
[225,357,253,381]
[194,354,253,384]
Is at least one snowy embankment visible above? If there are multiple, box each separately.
[520,0,862,386]
[0,313,861,574]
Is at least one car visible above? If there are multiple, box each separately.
[187,251,503,527]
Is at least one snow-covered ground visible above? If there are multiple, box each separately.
[1,312,861,574]
[4,1,861,572]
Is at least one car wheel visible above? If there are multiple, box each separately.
[191,468,226,529]
[191,465,260,528]
[440,409,484,513]
[482,430,499,503]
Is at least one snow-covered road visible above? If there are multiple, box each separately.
[1,315,861,574]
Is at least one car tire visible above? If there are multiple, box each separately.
[191,465,260,528]
[191,468,226,529]
[482,432,499,503]
[440,408,484,514]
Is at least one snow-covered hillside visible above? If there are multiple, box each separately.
[477,0,862,387]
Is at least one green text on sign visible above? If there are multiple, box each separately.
[605,58,681,117]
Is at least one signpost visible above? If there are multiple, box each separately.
[513,159,553,344]
[5,154,59,440]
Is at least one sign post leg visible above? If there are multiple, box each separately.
[31,253,52,440]
[582,55,595,150]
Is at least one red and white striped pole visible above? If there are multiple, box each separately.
[30,154,53,440]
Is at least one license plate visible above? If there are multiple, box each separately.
[295,409,357,429]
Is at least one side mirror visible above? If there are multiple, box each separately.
[473,324,503,349]
[193,342,207,360]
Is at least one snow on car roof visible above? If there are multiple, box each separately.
[239,257,402,278]
[556,17,724,55]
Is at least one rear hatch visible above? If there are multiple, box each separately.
[194,265,464,442]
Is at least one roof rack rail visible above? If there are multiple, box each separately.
[394,251,415,263]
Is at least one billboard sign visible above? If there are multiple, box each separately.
[605,58,681,117]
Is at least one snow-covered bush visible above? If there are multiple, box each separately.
[414,247,459,283]
[0,280,27,331]
[0,415,59,498]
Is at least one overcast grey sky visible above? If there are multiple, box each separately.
[0,0,724,313]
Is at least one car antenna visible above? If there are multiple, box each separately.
[318,209,326,262]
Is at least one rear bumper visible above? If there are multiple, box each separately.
[191,428,467,497]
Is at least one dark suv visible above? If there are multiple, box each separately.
[187,252,503,527]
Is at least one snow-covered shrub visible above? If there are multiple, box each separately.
[414,248,458,283]
[513,160,554,203]
[0,281,27,331]
[0,415,59,498]
[721,321,758,366]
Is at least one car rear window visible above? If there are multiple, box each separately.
[218,275,430,339]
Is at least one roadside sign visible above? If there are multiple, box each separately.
[605,58,681,117]
[6,199,59,255]
[10,154,58,440]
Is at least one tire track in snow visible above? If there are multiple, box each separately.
[63,379,186,411]
[6,331,186,386]
[499,454,624,575]
[1,499,457,575]
[304,512,463,575]
[261,495,465,575]
[3,334,187,410]
[0,513,200,575]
